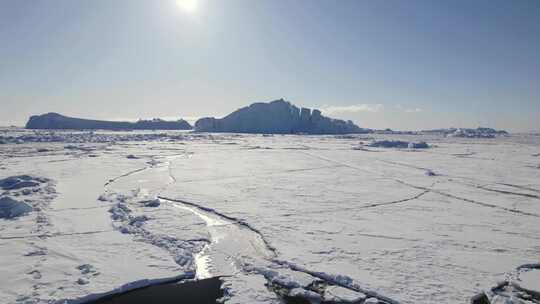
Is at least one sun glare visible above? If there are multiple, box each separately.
[176,0,198,13]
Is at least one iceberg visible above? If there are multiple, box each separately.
[195,99,368,134]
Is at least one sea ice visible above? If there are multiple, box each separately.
[1,129,539,304]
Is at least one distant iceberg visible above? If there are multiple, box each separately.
[195,99,369,135]
[0,197,32,219]
[422,127,509,138]
[368,140,430,149]
[375,127,509,138]
[25,113,192,130]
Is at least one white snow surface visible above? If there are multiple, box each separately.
[1,129,539,303]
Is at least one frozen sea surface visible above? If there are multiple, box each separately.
[1,129,539,303]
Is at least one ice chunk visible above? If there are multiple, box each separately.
[516,268,540,297]
[425,170,437,176]
[408,141,429,149]
[129,215,149,227]
[77,264,97,275]
[0,196,33,219]
[109,203,131,221]
[369,140,429,149]
[470,293,490,304]
[0,175,45,190]
[324,285,367,303]
[490,295,515,304]
[271,275,302,289]
[140,198,160,207]
[288,288,322,304]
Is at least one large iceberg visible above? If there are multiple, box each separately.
[195,99,368,134]
[25,113,192,130]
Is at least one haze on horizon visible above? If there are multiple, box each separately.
[1,0,539,132]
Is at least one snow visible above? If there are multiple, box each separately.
[1,129,539,303]
[518,269,540,292]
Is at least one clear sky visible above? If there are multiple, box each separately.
[1,0,539,131]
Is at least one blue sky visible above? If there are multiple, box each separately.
[1,0,539,131]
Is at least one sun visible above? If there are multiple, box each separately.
[176,0,198,13]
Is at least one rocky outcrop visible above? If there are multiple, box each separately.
[25,113,192,130]
[195,99,367,134]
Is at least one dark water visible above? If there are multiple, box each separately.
[89,277,224,304]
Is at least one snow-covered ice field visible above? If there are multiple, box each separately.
[1,128,539,304]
